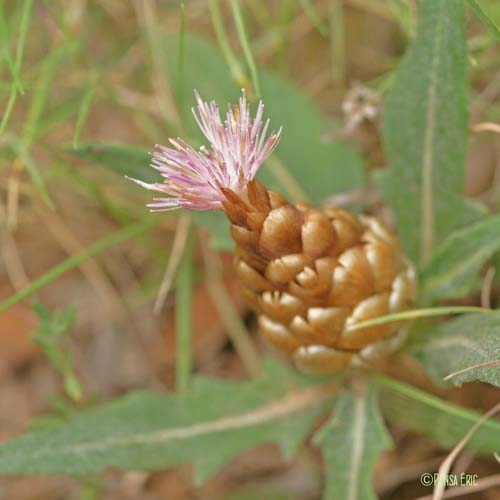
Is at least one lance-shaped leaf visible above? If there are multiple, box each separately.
[380,0,483,265]
[66,142,155,182]
[420,213,500,301]
[410,312,500,387]
[313,382,392,500]
[380,375,500,451]
[0,360,335,481]
[66,142,233,249]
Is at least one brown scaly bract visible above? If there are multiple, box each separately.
[130,91,416,373]
[222,180,416,373]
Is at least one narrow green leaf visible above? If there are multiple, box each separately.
[467,0,500,42]
[229,0,261,97]
[14,42,76,208]
[176,2,186,122]
[0,0,33,135]
[346,306,492,332]
[0,360,335,479]
[314,381,392,500]
[65,142,233,249]
[22,42,76,147]
[72,73,98,147]
[208,0,249,88]
[299,0,328,36]
[420,213,500,301]
[379,375,500,453]
[66,142,156,182]
[0,220,154,313]
[410,312,500,387]
[380,0,482,264]
[11,142,55,208]
[0,0,24,93]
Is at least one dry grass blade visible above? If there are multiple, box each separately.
[0,195,29,291]
[450,450,475,478]
[6,159,21,230]
[40,208,128,322]
[431,401,500,500]
[133,0,181,131]
[0,220,153,313]
[416,473,500,500]
[481,266,495,309]
[266,156,309,203]
[153,213,191,315]
[443,360,500,381]
[200,234,261,377]
[471,122,500,134]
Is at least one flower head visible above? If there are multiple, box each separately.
[128,91,282,211]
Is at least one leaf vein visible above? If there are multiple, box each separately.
[421,3,446,263]
[348,391,366,500]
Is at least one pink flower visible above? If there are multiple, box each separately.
[128,91,282,211]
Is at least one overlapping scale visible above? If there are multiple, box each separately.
[223,180,416,374]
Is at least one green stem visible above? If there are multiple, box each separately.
[209,0,249,88]
[346,306,496,331]
[230,0,261,98]
[0,220,154,313]
[0,0,33,135]
[176,2,186,130]
[372,373,500,431]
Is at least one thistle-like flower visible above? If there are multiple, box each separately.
[131,91,416,374]
[128,91,282,211]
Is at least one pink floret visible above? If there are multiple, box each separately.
[127,91,282,211]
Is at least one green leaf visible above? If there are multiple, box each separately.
[164,33,366,202]
[467,0,500,42]
[66,142,157,182]
[32,302,76,374]
[313,381,392,500]
[380,0,483,265]
[410,312,500,387]
[379,375,500,452]
[344,306,491,331]
[33,302,76,343]
[420,213,500,301]
[0,360,335,480]
[66,142,233,249]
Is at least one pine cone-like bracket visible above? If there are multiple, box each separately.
[224,180,416,374]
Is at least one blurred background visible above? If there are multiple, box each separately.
[1,0,500,498]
